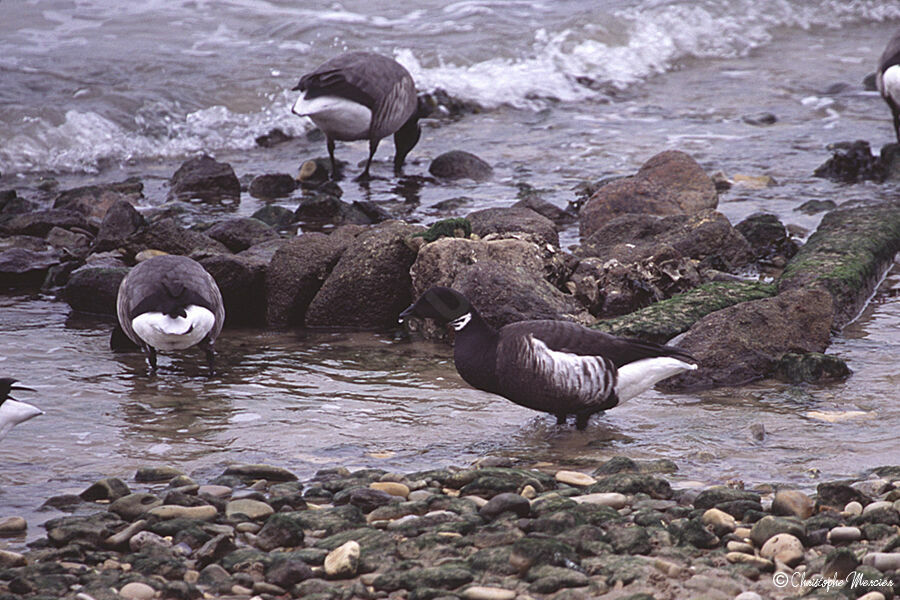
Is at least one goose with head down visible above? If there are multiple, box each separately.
[878,29,900,142]
[0,378,43,441]
[400,287,698,430]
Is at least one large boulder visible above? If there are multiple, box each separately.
[266,229,360,327]
[579,150,718,238]
[0,247,61,289]
[204,218,280,253]
[428,150,493,181]
[466,206,559,247]
[199,253,267,326]
[63,265,130,315]
[578,210,753,272]
[660,286,834,390]
[305,221,423,329]
[168,155,241,203]
[3,209,94,238]
[53,178,144,220]
[123,218,229,258]
[93,199,146,252]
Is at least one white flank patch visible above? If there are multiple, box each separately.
[0,399,44,441]
[615,357,697,404]
[528,337,612,405]
[291,93,371,140]
[883,65,900,104]
[131,305,215,351]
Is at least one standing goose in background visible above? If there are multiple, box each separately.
[878,29,900,142]
[291,51,421,179]
[116,255,225,375]
[400,287,698,430]
[0,378,43,441]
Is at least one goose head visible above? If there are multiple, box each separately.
[400,286,471,325]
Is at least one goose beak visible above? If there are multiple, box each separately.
[10,384,36,393]
[398,304,417,323]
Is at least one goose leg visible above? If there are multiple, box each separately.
[357,138,380,181]
[200,339,216,376]
[326,137,338,179]
[143,346,158,374]
[575,412,591,431]
[893,107,900,143]
[555,413,567,426]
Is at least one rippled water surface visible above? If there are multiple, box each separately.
[2,0,900,546]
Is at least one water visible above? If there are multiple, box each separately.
[2,0,900,544]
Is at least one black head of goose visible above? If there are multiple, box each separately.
[116,255,225,375]
[0,378,43,441]
[291,51,421,180]
[878,29,900,142]
[400,287,698,430]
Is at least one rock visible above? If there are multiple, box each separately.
[255,127,292,147]
[773,352,852,383]
[199,252,267,326]
[579,210,753,272]
[845,501,864,516]
[52,178,143,220]
[4,208,93,238]
[796,199,838,215]
[478,493,531,519]
[195,532,237,569]
[749,515,806,547]
[109,493,164,520]
[0,247,61,288]
[265,556,314,588]
[46,226,91,256]
[340,487,396,513]
[225,499,274,520]
[204,217,279,252]
[119,581,156,600]
[249,173,297,199]
[63,265,130,315]
[255,513,307,551]
[429,150,493,181]
[305,221,422,329]
[0,516,27,536]
[135,465,184,483]
[827,526,862,543]
[369,481,410,499]
[128,530,172,553]
[373,565,474,592]
[0,549,26,567]
[461,586,517,600]
[265,230,357,326]
[223,463,299,481]
[466,206,559,247]
[725,552,773,570]
[124,217,229,257]
[669,517,719,549]
[514,193,577,227]
[813,140,885,183]
[80,477,131,502]
[580,150,718,236]
[526,564,590,593]
[771,490,815,519]
[324,540,360,578]
[660,286,834,390]
[44,512,125,547]
[693,486,762,511]
[759,533,804,566]
[251,204,295,228]
[0,190,35,215]
[734,213,798,267]
[823,547,860,579]
[570,492,627,509]
[294,191,375,227]
[701,508,736,536]
[588,473,672,499]
[147,505,218,521]
[555,471,596,487]
[743,112,777,126]
[168,154,241,203]
[862,552,900,571]
[816,481,872,511]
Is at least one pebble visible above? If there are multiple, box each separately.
[324,541,360,578]
[369,481,410,499]
[119,581,155,600]
[408,489,432,502]
[231,584,253,595]
[520,484,537,499]
[462,495,488,508]
[652,558,684,577]
[0,549,26,568]
[461,586,517,600]
[571,492,627,509]
[147,504,218,521]
[725,552,774,569]
[555,470,596,487]
[734,593,764,600]
[844,501,864,516]
[104,519,147,547]
[861,552,900,571]
[827,526,862,543]
[726,541,755,555]
[0,516,27,535]
[759,533,804,567]
[198,484,232,498]
[225,498,274,520]
[128,530,171,553]
[701,508,736,536]
[734,526,751,539]
[771,490,814,519]
[862,500,895,515]
[856,593,887,600]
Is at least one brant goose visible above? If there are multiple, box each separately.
[116,255,225,374]
[0,378,43,441]
[400,287,698,430]
[878,29,900,142]
[291,51,421,179]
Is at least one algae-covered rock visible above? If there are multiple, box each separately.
[778,202,900,329]
[593,281,776,343]
[773,352,852,383]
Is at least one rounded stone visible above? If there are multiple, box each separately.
[129,530,172,553]
[734,593,764,600]
[0,550,26,568]
[862,552,900,571]
[725,552,773,569]
[701,508,736,536]
[726,541,755,554]
[119,581,156,600]
[0,516,27,535]
[108,493,164,520]
[324,540,360,578]
[772,490,814,519]
[198,485,232,499]
[225,499,274,521]
[844,501,864,516]
[478,492,531,520]
[369,481,410,499]
[862,500,895,515]
[571,492,627,510]
[759,533,804,567]
[147,504,218,521]
[555,470,597,487]
[461,586,517,600]
[827,526,862,543]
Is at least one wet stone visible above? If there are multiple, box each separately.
[749,515,806,546]
[701,508,736,536]
[772,489,815,519]
[827,526,862,543]
[692,486,761,510]
[223,463,299,482]
[80,477,131,502]
[759,533,804,566]
[588,473,672,499]
[255,512,307,551]
[0,516,28,536]
[225,498,274,521]
[135,466,185,483]
[119,581,156,600]
[323,540,360,578]
[479,493,531,520]
[555,470,597,487]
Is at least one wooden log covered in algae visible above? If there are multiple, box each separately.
[778,202,900,330]
[592,280,777,343]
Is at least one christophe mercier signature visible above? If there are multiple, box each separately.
[772,570,895,591]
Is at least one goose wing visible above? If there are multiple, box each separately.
[878,30,900,94]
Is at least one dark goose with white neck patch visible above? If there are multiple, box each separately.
[291,51,421,180]
[400,287,698,430]
[115,255,225,374]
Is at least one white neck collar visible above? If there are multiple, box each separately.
[449,312,472,331]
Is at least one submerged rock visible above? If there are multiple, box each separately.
[0,247,61,289]
[63,265,130,315]
[248,173,297,199]
[734,212,798,268]
[294,192,376,227]
[813,140,885,183]
[429,150,493,181]
[773,352,852,383]
[579,150,718,237]
[168,154,241,203]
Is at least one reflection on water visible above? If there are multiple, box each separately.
[1,265,899,545]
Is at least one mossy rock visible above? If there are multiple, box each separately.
[414,217,472,243]
[593,280,777,343]
[778,202,900,329]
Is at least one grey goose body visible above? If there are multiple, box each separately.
[116,255,224,374]
[401,287,697,430]
[291,51,421,179]
[878,29,900,142]
[0,378,42,441]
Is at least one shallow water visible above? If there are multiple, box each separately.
[2,0,900,547]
